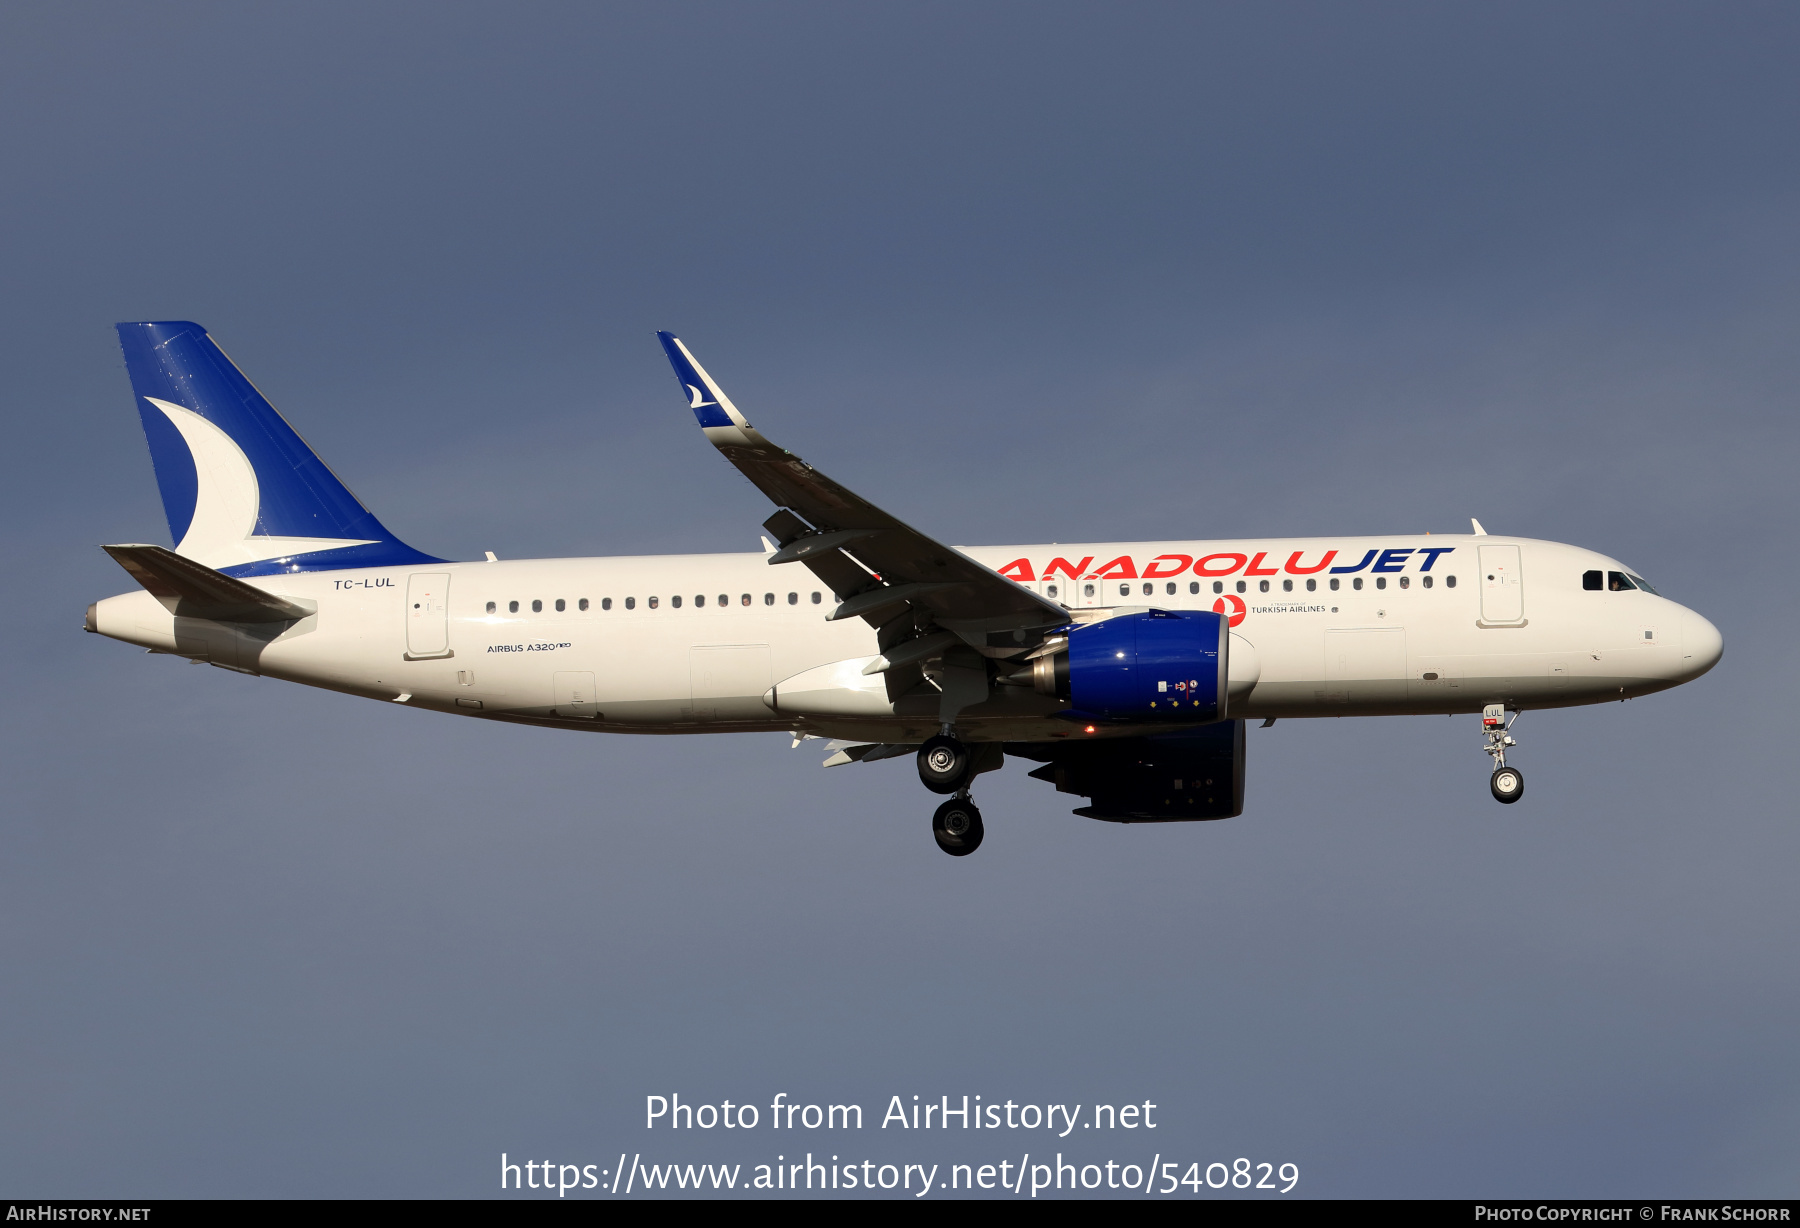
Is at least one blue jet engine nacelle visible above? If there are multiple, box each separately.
[1031,609,1229,723]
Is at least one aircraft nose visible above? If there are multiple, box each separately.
[1680,608,1723,680]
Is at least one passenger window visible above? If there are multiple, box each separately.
[1281,579,1293,592]
[649,596,659,609]
[555,598,566,612]
[1190,582,1201,595]
[1305,578,1316,591]
[741,594,751,606]
[1165,582,1176,595]
[1141,582,1152,597]
[485,601,496,614]
[1119,583,1130,597]
[694,594,704,607]
[601,598,612,611]
[579,598,589,611]
[1608,571,1635,591]
[1446,575,1457,588]
[1398,576,1409,589]
[788,592,798,605]
[1235,580,1247,593]
[1329,578,1339,591]
[1353,577,1363,590]
[1212,581,1223,594]
[1259,579,1270,593]
[1421,576,1432,589]
[671,596,682,608]
[720,594,729,607]
[624,597,635,610]
[508,600,519,613]
[1375,577,1386,590]
[532,599,543,612]
[1083,583,1095,598]
[764,593,774,605]
[1046,584,1059,599]
[1583,570,1603,591]
[811,592,822,604]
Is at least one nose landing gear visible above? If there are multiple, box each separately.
[1483,703,1524,804]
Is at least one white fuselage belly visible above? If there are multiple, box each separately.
[91,533,1716,743]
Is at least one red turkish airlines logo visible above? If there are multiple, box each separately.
[1212,594,1246,627]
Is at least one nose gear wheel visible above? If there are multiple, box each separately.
[1490,765,1524,803]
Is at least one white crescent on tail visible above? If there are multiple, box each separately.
[145,397,377,568]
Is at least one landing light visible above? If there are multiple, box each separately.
[1084,725,1096,734]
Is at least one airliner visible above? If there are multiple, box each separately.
[86,322,1723,855]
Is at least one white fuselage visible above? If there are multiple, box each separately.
[89,533,1722,743]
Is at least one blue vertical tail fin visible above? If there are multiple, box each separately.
[115,321,441,576]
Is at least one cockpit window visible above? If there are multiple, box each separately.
[1627,573,1658,595]
[1607,571,1636,592]
[1582,570,1603,591]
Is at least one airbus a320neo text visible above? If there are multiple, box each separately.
[86,322,1723,855]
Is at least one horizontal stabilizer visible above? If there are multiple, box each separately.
[102,544,311,623]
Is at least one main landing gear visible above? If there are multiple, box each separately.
[917,734,970,794]
[918,732,986,855]
[1483,703,1524,804]
[932,795,984,856]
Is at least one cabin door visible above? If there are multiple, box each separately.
[1478,545,1525,624]
[404,573,452,659]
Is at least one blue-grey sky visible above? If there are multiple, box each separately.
[3,1,1796,1198]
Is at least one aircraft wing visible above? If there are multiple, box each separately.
[656,333,1068,659]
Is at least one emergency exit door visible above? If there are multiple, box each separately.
[405,573,452,659]
[1478,545,1525,624]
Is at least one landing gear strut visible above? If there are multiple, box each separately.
[1483,703,1524,804]
[932,795,984,856]
[921,732,1001,855]
[920,732,985,855]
